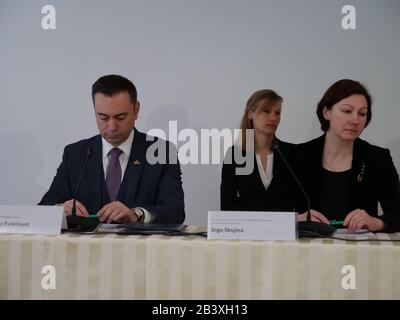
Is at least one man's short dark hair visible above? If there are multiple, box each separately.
[316,79,372,132]
[91,74,137,105]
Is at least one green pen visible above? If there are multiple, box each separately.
[88,214,98,219]
[330,220,344,226]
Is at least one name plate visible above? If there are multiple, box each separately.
[0,205,63,235]
[207,211,297,241]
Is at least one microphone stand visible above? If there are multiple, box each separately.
[67,148,99,232]
[272,139,336,237]
[71,148,93,216]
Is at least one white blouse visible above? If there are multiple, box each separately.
[255,153,274,190]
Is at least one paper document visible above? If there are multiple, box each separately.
[96,224,122,233]
[333,228,376,240]
[334,228,370,234]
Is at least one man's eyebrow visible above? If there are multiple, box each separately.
[115,112,128,117]
[97,112,128,118]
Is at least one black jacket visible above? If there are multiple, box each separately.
[39,128,185,224]
[220,140,296,211]
[294,134,400,232]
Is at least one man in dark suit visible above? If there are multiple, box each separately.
[39,75,185,224]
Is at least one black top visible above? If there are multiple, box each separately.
[321,168,351,221]
[294,134,400,232]
[220,139,296,212]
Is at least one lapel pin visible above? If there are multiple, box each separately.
[357,162,366,182]
[133,160,141,165]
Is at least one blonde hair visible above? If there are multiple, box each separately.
[239,89,283,150]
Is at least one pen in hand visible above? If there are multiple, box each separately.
[329,220,344,226]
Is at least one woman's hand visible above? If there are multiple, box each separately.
[344,209,384,232]
[297,209,330,224]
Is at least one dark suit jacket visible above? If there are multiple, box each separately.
[220,140,296,211]
[295,134,400,232]
[39,128,185,224]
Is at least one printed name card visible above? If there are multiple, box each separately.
[0,205,63,235]
[207,211,297,241]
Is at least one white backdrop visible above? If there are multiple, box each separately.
[1,0,399,225]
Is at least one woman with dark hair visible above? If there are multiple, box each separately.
[220,89,295,211]
[296,79,400,232]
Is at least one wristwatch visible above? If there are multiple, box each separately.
[132,208,145,222]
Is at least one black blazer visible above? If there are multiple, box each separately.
[220,140,296,211]
[39,128,185,224]
[295,134,400,232]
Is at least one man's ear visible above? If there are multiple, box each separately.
[133,101,140,119]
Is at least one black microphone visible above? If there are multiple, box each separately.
[272,138,335,237]
[67,147,100,232]
[71,147,93,216]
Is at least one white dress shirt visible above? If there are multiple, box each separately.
[101,129,153,222]
[102,129,134,179]
[255,153,274,190]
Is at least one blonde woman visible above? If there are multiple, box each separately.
[220,89,295,211]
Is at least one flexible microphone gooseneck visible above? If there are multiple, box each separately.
[66,147,100,232]
[71,148,93,216]
[272,139,335,237]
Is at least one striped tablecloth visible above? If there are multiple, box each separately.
[0,233,147,299]
[1,229,399,299]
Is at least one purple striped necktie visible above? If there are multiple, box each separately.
[106,147,123,201]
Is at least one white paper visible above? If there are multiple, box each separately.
[0,205,63,235]
[333,228,377,240]
[334,228,371,235]
[96,224,122,233]
[207,211,297,241]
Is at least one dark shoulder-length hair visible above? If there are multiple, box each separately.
[316,79,372,132]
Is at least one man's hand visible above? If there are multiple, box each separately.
[297,209,330,224]
[343,209,384,232]
[97,201,139,224]
[63,199,89,217]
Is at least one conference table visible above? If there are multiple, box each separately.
[1,227,399,299]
